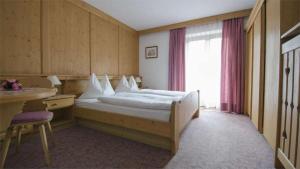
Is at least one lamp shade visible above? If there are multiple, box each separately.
[135,77,142,83]
[47,75,62,87]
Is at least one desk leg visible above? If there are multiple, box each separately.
[0,102,25,133]
[0,101,24,169]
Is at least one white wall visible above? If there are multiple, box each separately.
[139,31,169,90]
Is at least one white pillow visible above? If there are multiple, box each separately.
[129,76,139,91]
[101,75,115,96]
[115,75,131,93]
[79,73,102,99]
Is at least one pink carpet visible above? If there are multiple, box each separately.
[2,111,274,169]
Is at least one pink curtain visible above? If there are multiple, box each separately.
[168,28,186,91]
[220,18,245,114]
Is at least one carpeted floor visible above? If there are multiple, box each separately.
[2,111,275,169]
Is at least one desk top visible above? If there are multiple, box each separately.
[44,94,76,101]
[0,88,57,104]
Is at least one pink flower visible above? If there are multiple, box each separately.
[12,83,21,91]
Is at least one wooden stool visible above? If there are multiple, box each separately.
[0,111,54,168]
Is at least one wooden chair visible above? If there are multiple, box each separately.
[0,111,54,168]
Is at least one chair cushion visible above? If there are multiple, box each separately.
[12,111,53,125]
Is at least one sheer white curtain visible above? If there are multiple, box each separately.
[185,22,222,108]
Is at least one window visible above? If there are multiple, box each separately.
[185,22,222,108]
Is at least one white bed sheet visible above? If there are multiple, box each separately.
[75,99,170,122]
[132,89,187,97]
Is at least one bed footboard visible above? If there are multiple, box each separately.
[170,90,200,154]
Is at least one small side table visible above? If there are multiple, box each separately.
[42,94,75,128]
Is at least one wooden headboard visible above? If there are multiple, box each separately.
[0,75,142,97]
[63,76,123,97]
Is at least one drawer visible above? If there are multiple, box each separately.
[44,98,74,110]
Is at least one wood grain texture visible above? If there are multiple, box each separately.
[74,91,199,154]
[263,0,281,151]
[246,0,265,31]
[278,35,300,169]
[251,7,265,132]
[0,0,41,75]
[119,27,139,75]
[281,0,300,35]
[67,0,136,33]
[290,48,299,166]
[78,119,171,150]
[91,14,119,75]
[244,27,254,117]
[42,0,90,76]
[0,0,138,77]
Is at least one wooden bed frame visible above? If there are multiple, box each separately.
[74,90,200,154]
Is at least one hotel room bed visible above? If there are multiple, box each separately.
[76,98,171,122]
[73,90,200,154]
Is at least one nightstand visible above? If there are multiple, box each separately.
[43,94,76,128]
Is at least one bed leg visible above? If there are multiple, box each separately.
[171,134,179,155]
[192,110,199,119]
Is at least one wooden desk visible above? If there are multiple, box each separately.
[43,95,75,128]
[0,88,56,133]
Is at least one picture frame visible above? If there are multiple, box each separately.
[145,46,158,59]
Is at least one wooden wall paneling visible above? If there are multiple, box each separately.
[278,35,300,169]
[119,27,138,75]
[244,27,254,117]
[290,48,299,166]
[67,0,135,33]
[0,0,41,75]
[246,0,265,31]
[91,13,119,75]
[263,0,281,151]
[42,0,90,76]
[280,53,288,152]
[281,0,300,35]
[251,5,266,132]
[297,48,300,169]
[283,51,293,158]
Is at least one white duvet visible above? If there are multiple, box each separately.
[97,92,178,110]
[131,89,187,97]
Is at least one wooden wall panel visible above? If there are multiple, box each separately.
[42,0,90,76]
[119,28,138,75]
[251,7,265,132]
[278,37,300,169]
[244,27,254,117]
[0,0,41,75]
[281,0,300,34]
[91,14,119,75]
[290,49,299,166]
[263,0,281,150]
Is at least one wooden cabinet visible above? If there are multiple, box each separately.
[119,27,139,75]
[91,14,119,75]
[263,0,281,151]
[246,0,299,167]
[246,0,299,152]
[43,94,76,127]
[0,0,41,75]
[42,0,90,76]
[244,27,254,117]
[251,5,266,132]
[278,32,300,169]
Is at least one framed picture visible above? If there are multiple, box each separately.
[145,46,158,59]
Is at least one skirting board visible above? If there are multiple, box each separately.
[77,118,171,150]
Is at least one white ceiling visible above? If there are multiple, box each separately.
[84,0,255,31]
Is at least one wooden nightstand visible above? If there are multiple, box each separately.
[43,94,76,128]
